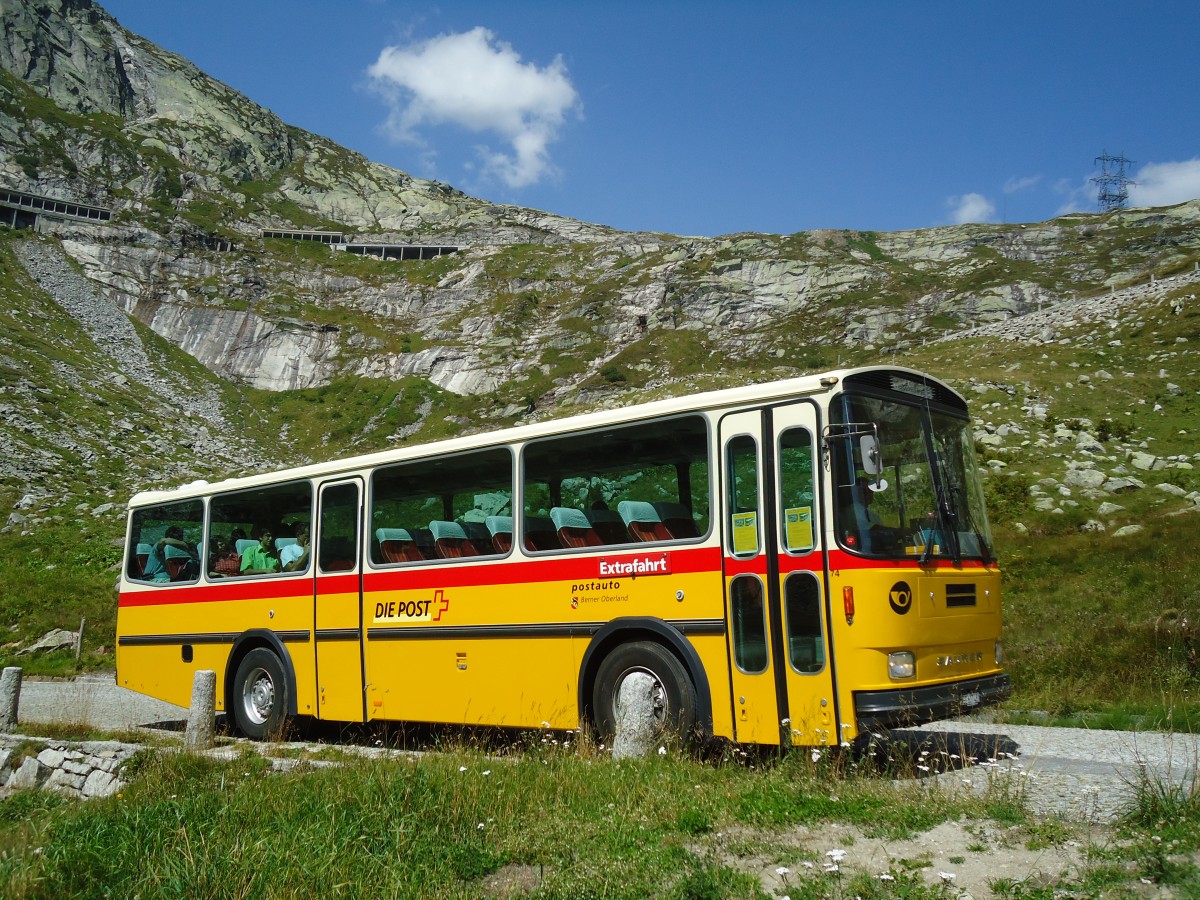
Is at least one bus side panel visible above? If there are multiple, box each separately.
[116,585,318,717]
[362,578,577,729]
[361,550,732,734]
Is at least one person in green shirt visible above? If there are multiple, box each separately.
[241,529,281,575]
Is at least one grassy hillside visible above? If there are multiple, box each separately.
[2,227,1200,728]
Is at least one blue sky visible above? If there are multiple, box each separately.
[100,0,1200,237]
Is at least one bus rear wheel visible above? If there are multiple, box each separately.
[232,648,289,740]
[592,641,697,744]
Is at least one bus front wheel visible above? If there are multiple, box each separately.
[592,641,697,743]
[232,647,290,740]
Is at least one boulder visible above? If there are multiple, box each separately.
[1112,525,1145,537]
[18,629,78,655]
[1064,468,1106,490]
[1105,477,1145,494]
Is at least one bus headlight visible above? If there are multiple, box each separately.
[888,651,915,680]
[994,641,1004,666]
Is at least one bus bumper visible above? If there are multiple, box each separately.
[854,673,1011,731]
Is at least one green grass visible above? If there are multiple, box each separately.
[2,736,1198,897]
[0,742,1022,899]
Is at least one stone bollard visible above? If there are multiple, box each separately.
[184,669,217,750]
[610,672,658,760]
[0,667,21,732]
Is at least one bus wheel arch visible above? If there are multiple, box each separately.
[579,618,713,741]
[224,631,298,740]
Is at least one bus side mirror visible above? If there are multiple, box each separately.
[860,434,883,475]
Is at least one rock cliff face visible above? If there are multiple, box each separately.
[2,0,1200,404]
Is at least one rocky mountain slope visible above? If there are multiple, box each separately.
[0,0,1199,687]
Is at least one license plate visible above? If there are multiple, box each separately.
[961,691,981,708]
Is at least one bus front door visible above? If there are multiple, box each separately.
[720,405,836,747]
[313,478,366,723]
[771,402,837,748]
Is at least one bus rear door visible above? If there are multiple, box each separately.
[313,478,366,722]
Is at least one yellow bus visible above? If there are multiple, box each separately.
[117,366,1008,746]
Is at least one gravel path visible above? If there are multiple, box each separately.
[910,717,1200,821]
[10,676,1198,822]
[14,673,187,733]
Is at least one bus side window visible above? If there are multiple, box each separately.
[522,414,711,552]
[209,481,313,579]
[370,447,513,565]
[730,575,768,673]
[778,428,816,554]
[126,499,203,584]
[726,435,759,556]
[785,573,824,674]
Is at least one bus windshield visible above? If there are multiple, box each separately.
[831,391,993,563]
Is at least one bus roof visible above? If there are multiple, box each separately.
[128,365,962,507]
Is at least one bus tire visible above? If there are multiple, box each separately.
[592,640,697,743]
[231,647,290,740]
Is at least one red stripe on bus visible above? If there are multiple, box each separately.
[119,546,725,607]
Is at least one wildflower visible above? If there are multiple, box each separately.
[658,746,667,756]
[917,764,930,772]
[459,766,468,772]
[811,748,822,762]
[775,867,790,876]
[482,770,491,776]
[824,863,840,873]
[938,872,956,883]
[801,861,814,869]
[477,823,485,830]
[877,873,895,881]
[826,849,846,861]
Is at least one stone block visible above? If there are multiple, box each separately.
[82,768,121,798]
[8,757,44,790]
[37,748,66,769]
[185,669,217,750]
[45,768,86,794]
[0,667,21,731]
[611,672,658,760]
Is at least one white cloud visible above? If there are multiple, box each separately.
[1128,158,1200,207]
[1003,175,1040,194]
[368,27,581,189]
[947,192,996,225]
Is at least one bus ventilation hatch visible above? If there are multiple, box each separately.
[945,584,977,608]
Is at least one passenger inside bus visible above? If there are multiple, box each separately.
[208,535,241,578]
[281,524,310,572]
[141,526,194,582]
[241,529,281,575]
